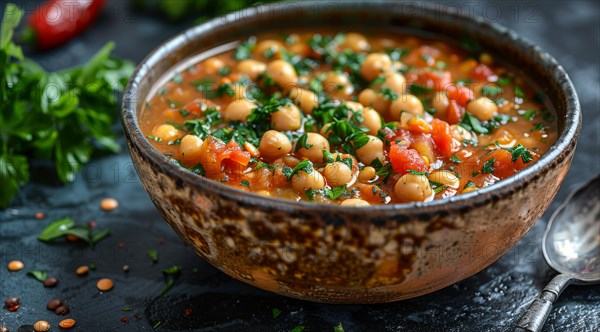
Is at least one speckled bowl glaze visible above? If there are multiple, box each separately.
[121,2,581,303]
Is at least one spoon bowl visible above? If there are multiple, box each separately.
[515,175,600,331]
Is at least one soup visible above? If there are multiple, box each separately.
[139,31,557,206]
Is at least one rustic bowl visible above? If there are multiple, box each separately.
[121,1,581,303]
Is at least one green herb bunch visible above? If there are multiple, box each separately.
[0,4,134,208]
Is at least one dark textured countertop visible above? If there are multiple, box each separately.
[1,1,598,331]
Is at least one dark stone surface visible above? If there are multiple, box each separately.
[1,1,598,331]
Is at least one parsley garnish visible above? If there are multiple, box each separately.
[28,270,48,282]
[147,249,158,263]
[517,109,536,121]
[188,163,206,176]
[240,180,250,188]
[381,86,399,100]
[460,112,489,135]
[481,85,503,97]
[450,155,462,163]
[294,133,314,152]
[285,159,313,180]
[179,109,190,117]
[407,170,427,176]
[514,86,525,98]
[408,84,433,96]
[482,158,495,174]
[233,37,256,60]
[464,180,476,189]
[217,66,231,76]
[324,185,347,200]
[508,144,533,164]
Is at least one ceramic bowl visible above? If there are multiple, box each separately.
[121,1,581,303]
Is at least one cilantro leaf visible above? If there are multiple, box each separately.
[482,158,495,174]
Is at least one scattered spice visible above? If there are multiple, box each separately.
[43,277,59,288]
[159,238,165,245]
[134,313,142,321]
[185,308,192,316]
[100,197,119,211]
[7,260,24,271]
[55,305,70,315]
[47,299,63,311]
[121,306,133,312]
[147,249,158,263]
[97,278,114,291]
[59,319,76,329]
[120,317,129,323]
[28,270,48,282]
[272,308,282,319]
[89,264,97,270]
[122,265,130,273]
[118,242,125,249]
[35,212,46,219]
[76,265,89,276]
[37,217,111,247]
[33,321,50,332]
[87,220,97,228]
[4,297,19,311]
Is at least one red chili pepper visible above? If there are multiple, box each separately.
[23,0,107,50]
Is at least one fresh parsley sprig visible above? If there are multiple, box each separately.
[0,4,134,208]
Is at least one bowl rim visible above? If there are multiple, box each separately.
[121,1,581,215]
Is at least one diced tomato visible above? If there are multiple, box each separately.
[407,116,432,134]
[219,141,251,166]
[481,148,538,180]
[446,85,474,107]
[181,99,203,115]
[383,128,413,148]
[471,64,496,82]
[446,100,463,125]
[417,71,452,91]
[431,118,457,158]
[389,143,428,175]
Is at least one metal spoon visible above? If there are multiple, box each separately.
[515,175,600,332]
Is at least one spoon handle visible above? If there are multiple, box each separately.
[515,274,572,332]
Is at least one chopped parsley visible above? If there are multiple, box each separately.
[460,112,489,135]
[189,163,206,176]
[285,159,313,180]
[240,180,250,188]
[482,158,495,174]
[450,155,462,163]
[481,85,503,97]
[294,133,314,152]
[517,109,536,121]
[464,180,476,189]
[514,86,525,98]
[508,144,533,164]
[233,37,256,60]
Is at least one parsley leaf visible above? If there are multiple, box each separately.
[481,85,503,97]
[294,133,314,152]
[450,155,462,163]
[507,144,533,164]
[233,37,256,61]
[482,158,495,174]
[286,159,313,180]
[460,112,489,135]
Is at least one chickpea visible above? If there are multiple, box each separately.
[358,166,376,182]
[271,104,302,131]
[360,53,392,81]
[345,101,364,111]
[341,198,370,207]
[428,170,460,188]
[222,99,256,122]
[323,71,353,99]
[355,135,385,165]
[203,57,225,75]
[289,43,311,57]
[259,130,292,161]
[291,169,326,192]
[254,40,284,59]
[394,173,433,203]
[266,60,297,89]
[178,135,204,163]
[152,124,180,142]
[236,59,266,81]
[379,71,407,94]
[295,133,330,163]
[467,97,498,121]
[361,107,382,135]
[432,91,449,116]
[358,88,390,114]
[322,161,354,187]
[340,32,370,52]
[289,88,319,114]
[389,94,424,119]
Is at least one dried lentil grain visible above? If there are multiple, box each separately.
[47,298,62,310]
[43,277,58,288]
[59,319,75,329]
[55,305,70,315]
[4,297,19,311]
[100,198,119,211]
[97,278,113,291]
[7,260,24,271]
[33,321,50,332]
[75,265,89,276]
